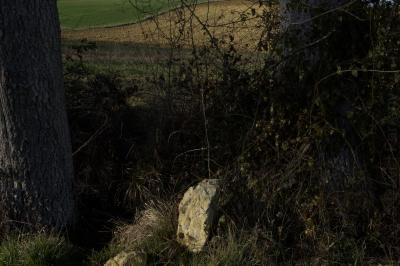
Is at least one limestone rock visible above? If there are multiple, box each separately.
[177,179,220,253]
[104,251,144,266]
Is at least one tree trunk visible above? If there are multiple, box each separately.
[279,0,366,192]
[0,0,74,232]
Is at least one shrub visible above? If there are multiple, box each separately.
[61,1,400,263]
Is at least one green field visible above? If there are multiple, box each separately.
[58,0,180,29]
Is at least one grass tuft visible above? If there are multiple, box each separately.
[0,234,77,266]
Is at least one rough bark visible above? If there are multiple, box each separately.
[0,0,74,232]
[279,0,366,192]
[279,0,344,60]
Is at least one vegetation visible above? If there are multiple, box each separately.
[0,234,78,266]
[61,0,263,49]
[58,0,199,29]
[1,0,400,265]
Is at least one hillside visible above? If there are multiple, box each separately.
[61,0,266,50]
[58,0,182,29]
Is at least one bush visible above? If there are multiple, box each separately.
[61,1,400,263]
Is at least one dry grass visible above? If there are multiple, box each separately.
[113,201,177,252]
[62,0,269,50]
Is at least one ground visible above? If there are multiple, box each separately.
[61,0,268,81]
[61,0,265,49]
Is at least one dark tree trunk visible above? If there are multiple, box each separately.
[279,0,367,192]
[0,0,74,232]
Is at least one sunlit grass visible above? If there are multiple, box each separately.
[58,0,181,29]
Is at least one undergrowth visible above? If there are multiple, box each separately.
[7,0,397,265]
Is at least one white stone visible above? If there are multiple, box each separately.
[177,179,220,253]
[104,251,144,266]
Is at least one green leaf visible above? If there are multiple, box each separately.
[336,66,342,75]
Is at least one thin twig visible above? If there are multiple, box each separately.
[72,116,109,156]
